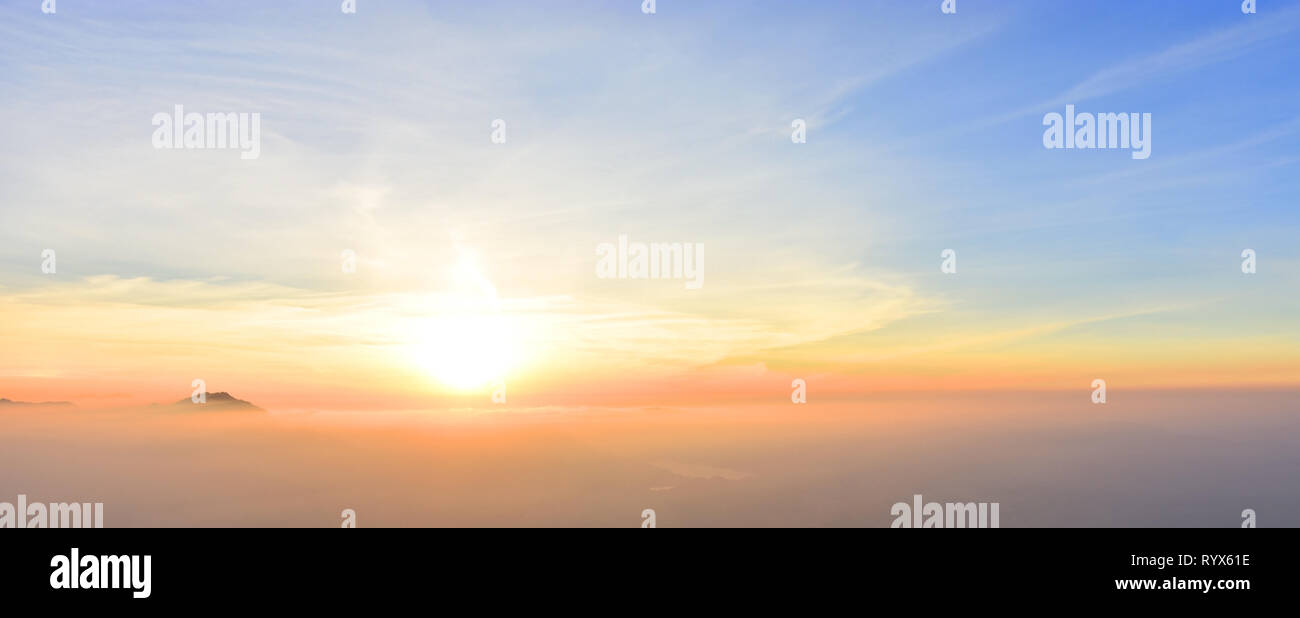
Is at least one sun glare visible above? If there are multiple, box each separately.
[413,254,515,391]
[415,314,513,391]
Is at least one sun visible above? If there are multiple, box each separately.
[415,314,513,391]
[412,254,515,391]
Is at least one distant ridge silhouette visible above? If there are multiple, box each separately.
[0,398,74,409]
[170,392,264,412]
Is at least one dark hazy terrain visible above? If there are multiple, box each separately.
[1,389,1296,527]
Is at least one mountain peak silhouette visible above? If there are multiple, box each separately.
[171,392,264,412]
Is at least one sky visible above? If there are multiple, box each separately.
[1,0,1298,412]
